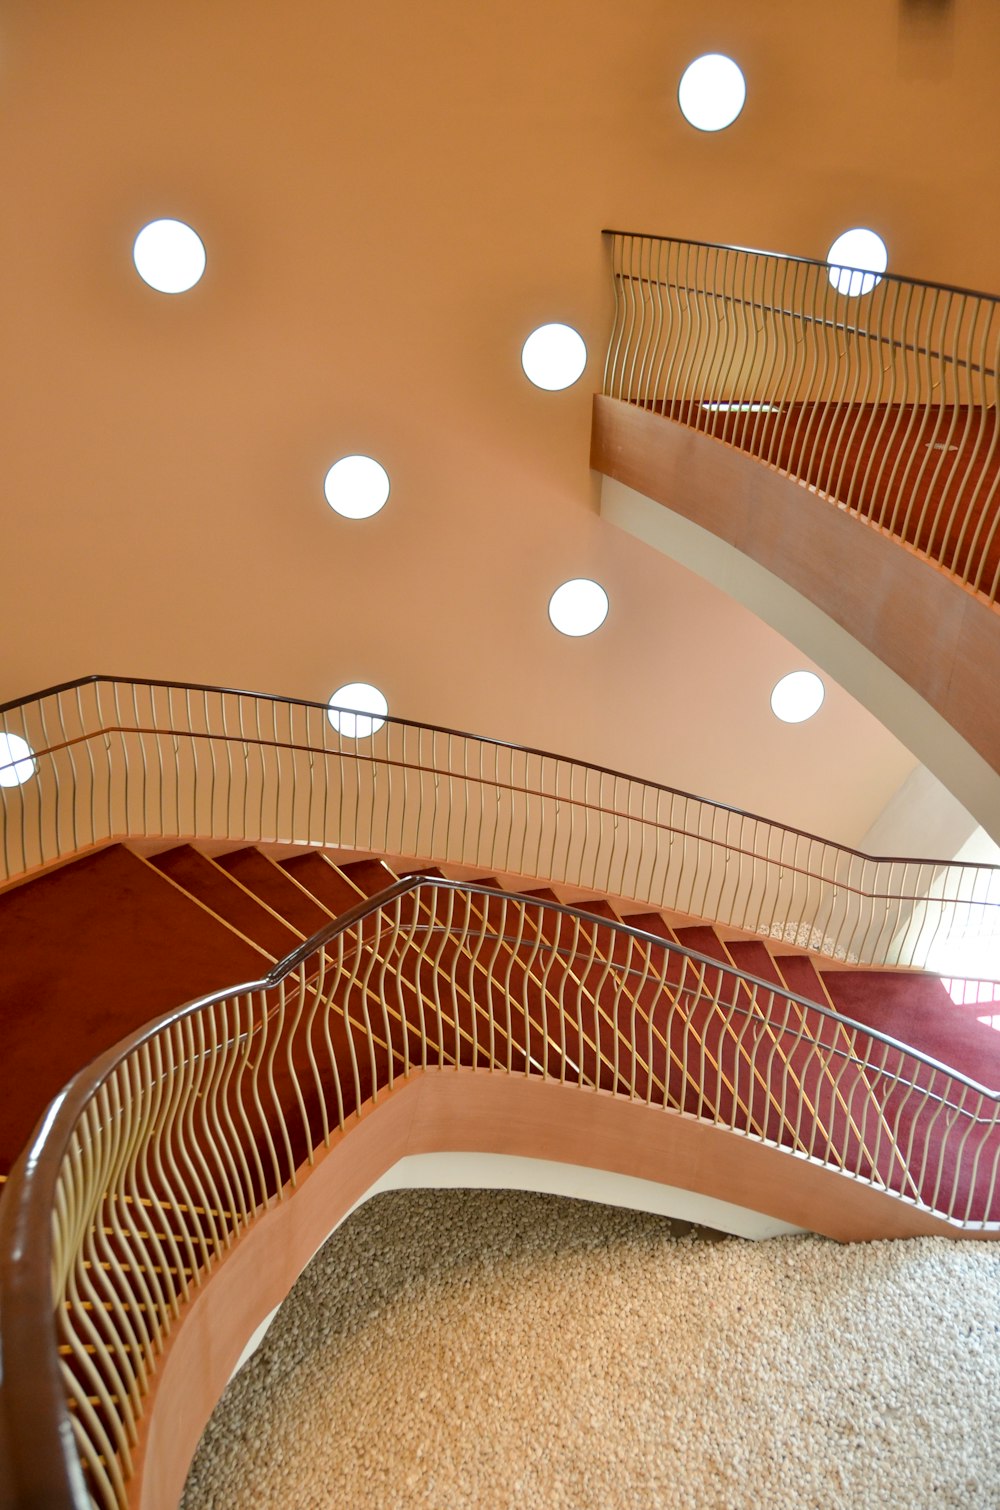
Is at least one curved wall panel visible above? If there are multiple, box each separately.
[134,1069,975,1510]
[593,395,1000,838]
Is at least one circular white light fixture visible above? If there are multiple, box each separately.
[0,732,37,787]
[678,54,747,132]
[548,579,609,637]
[521,324,587,391]
[327,682,388,739]
[132,218,206,294]
[770,671,825,724]
[323,455,390,519]
[826,228,888,298]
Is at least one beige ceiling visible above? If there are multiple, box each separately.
[2,0,998,847]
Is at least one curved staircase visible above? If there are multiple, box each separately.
[3,840,998,1213]
[2,680,1000,1509]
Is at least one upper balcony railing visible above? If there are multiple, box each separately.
[602,231,1000,603]
[2,675,998,974]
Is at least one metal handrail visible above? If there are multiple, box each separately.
[601,228,1000,305]
[1,875,997,1507]
[2,675,999,974]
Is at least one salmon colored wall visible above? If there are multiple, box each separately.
[1,1,997,843]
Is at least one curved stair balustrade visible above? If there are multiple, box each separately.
[601,230,1000,601]
[1,876,997,1509]
[2,675,998,972]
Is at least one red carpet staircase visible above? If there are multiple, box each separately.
[3,842,998,1222]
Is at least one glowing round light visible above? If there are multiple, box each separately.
[548,579,609,638]
[132,219,206,294]
[678,54,746,132]
[323,455,390,519]
[770,671,826,724]
[826,228,888,297]
[0,732,37,787]
[327,682,388,739]
[521,324,587,391]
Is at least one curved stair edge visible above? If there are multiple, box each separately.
[592,394,1000,838]
[132,1068,985,1510]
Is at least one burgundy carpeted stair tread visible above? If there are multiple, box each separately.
[572,899,619,921]
[279,854,385,915]
[625,912,675,940]
[819,969,1000,1088]
[0,845,270,1176]
[337,859,401,896]
[149,847,299,961]
[516,886,563,913]
[216,850,332,936]
[726,940,786,989]
[772,954,832,1009]
[672,925,736,967]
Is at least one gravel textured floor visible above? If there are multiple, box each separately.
[182,1190,1000,1510]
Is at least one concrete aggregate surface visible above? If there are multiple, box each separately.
[182,1189,1000,1509]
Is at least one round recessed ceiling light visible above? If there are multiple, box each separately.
[770,671,825,724]
[133,218,206,294]
[0,732,37,787]
[826,228,888,298]
[678,54,746,132]
[327,682,388,739]
[323,455,390,519]
[521,324,587,391]
[548,579,609,637]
